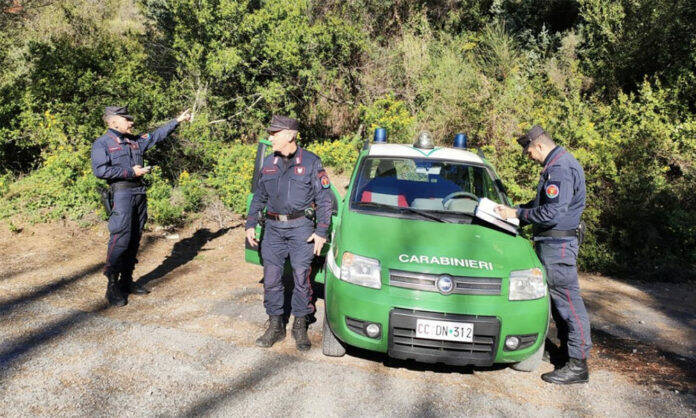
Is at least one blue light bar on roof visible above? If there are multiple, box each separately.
[373,127,387,143]
[454,133,467,148]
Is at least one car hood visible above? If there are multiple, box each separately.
[336,211,539,277]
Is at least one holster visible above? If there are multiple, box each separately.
[576,220,586,246]
[257,210,266,227]
[99,187,113,217]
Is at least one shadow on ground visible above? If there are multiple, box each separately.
[138,227,233,288]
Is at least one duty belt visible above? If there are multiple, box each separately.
[535,229,577,238]
[266,210,307,222]
[109,180,143,191]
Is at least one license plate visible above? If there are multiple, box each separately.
[415,319,474,343]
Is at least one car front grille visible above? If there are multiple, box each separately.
[388,308,500,366]
[389,269,502,296]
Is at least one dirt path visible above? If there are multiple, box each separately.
[1,219,694,416]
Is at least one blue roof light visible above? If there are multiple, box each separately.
[373,127,387,143]
[453,133,467,149]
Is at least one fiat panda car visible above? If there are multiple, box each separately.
[246,131,548,371]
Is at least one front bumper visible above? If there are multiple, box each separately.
[325,270,548,366]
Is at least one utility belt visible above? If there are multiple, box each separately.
[536,229,576,238]
[109,180,144,191]
[99,181,144,217]
[535,221,586,244]
[265,207,315,222]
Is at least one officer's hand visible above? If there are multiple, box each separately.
[246,227,258,247]
[177,108,192,123]
[132,165,151,177]
[306,233,327,256]
[494,205,517,220]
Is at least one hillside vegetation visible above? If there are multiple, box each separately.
[1,0,695,279]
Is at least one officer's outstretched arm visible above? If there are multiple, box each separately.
[311,159,332,239]
[137,119,180,152]
[91,143,135,180]
[518,165,572,228]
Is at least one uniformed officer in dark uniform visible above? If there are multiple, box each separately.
[495,125,592,384]
[245,115,333,351]
[91,106,191,306]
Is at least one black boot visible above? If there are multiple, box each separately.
[541,357,589,384]
[255,315,286,347]
[105,272,127,307]
[291,315,311,352]
[120,272,149,295]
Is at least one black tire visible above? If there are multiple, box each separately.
[511,341,544,372]
[322,314,346,357]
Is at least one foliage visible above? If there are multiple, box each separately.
[306,135,360,174]
[1,0,695,279]
[206,144,256,214]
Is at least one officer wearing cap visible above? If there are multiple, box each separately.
[91,105,191,306]
[245,115,333,351]
[495,125,592,384]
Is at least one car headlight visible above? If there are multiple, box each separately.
[508,268,546,300]
[339,252,382,289]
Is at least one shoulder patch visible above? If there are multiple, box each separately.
[320,175,330,189]
[545,182,560,199]
[140,133,150,140]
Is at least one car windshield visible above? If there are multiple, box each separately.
[351,157,505,215]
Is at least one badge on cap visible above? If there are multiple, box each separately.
[545,183,560,199]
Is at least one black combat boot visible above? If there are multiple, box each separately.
[120,272,150,295]
[105,272,127,307]
[291,315,311,352]
[255,315,286,348]
[541,357,589,384]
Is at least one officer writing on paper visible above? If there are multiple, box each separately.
[91,106,192,307]
[245,115,333,352]
[494,125,591,385]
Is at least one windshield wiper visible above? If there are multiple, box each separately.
[354,201,451,223]
[398,206,450,223]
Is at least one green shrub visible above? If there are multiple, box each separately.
[306,135,360,174]
[0,141,99,223]
[146,166,185,226]
[207,144,256,214]
[358,95,415,143]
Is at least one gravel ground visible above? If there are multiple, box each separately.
[1,220,695,417]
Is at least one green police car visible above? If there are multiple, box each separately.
[246,130,549,371]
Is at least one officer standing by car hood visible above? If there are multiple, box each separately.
[495,125,592,384]
[245,115,333,351]
[91,106,191,306]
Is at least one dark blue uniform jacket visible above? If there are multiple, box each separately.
[516,146,585,239]
[245,147,333,238]
[91,120,179,193]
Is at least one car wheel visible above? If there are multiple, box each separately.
[322,313,346,357]
[511,340,544,372]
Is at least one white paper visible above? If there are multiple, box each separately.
[475,197,519,234]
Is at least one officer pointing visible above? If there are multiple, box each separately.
[91,106,191,307]
[495,125,592,384]
[245,115,333,351]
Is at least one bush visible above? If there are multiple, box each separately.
[207,144,256,214]
[358,95,415,143]
[0,142,99,223]
[146,167,209,226]
[306,135,360,174]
